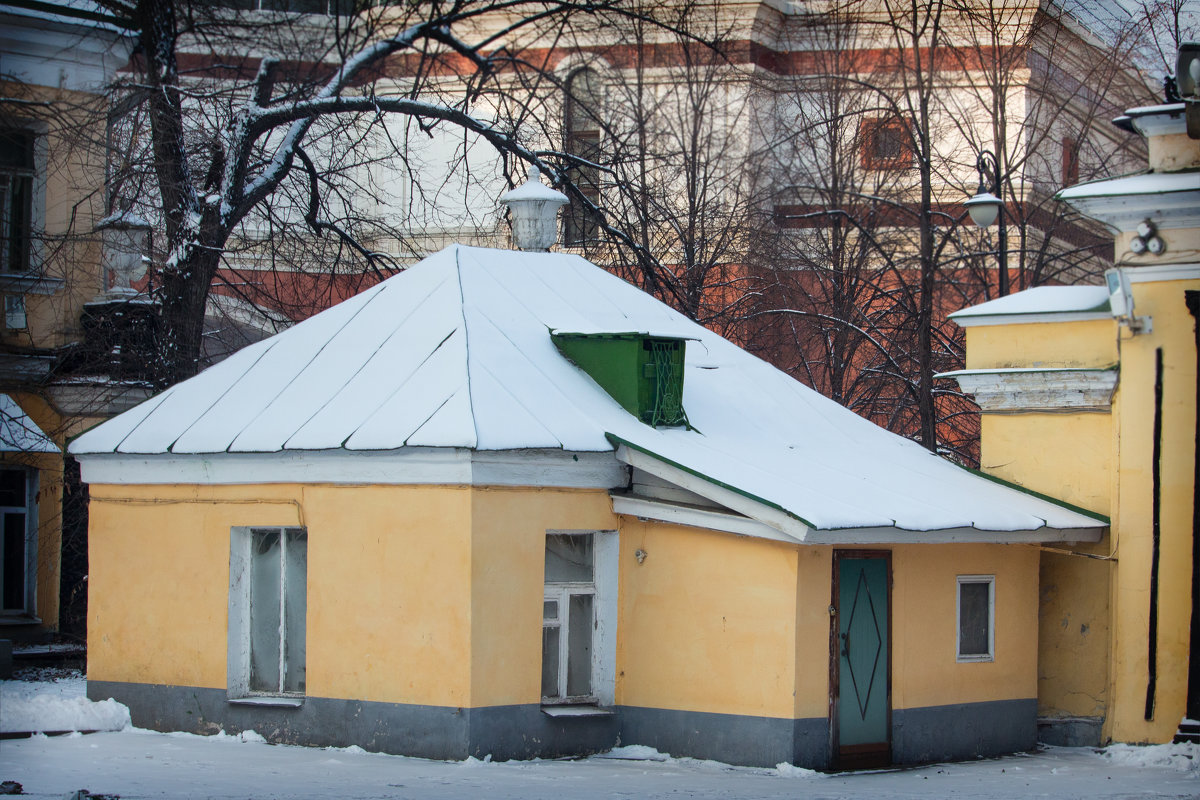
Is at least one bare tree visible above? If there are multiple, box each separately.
[743,0,1148,460]
[52,0,710,385]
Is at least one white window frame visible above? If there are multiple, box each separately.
[227,526,308,703]
[542,529,617,707]
[956,575,995,663]
[0,466,38,618]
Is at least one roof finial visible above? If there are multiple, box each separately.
[499,164,569,252]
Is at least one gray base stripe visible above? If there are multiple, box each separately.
[88,681,1035,768]
[892,698,1037,764]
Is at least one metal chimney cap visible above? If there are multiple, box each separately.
[499,166,570,252]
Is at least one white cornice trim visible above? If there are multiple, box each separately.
[940,368,1119,413]
[610,492,1104,545]
[951,311,1112,328]
[802,525,1104,545]
[610,492,799,544]
[1123,263,1200,283]
[611,442,813,541]
[75,447,629,489]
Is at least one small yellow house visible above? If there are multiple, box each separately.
[72,175,1105,769]
[945,96,1200,746]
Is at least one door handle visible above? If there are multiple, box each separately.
[840,631,850,659]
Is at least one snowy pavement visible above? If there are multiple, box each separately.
[2,674,1198,799]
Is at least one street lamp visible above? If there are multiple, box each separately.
[965,149,1009,296]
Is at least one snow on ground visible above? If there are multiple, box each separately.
[1,673,1198,799]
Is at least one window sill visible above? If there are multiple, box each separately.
[0,614,43,626]
[540,704,613,718]
[228,696,304,708]
[0,274,64,297]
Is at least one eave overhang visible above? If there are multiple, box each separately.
[609,436,1106,546]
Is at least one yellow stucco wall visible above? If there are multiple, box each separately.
[88,480,1041,724]
[965,319,1117,370]
[616,520,801,719]
[980,413,1112,516]
[1038,552,1111,720]
[890,544,1040,710]
[467,487,617,707]
[87,483,477,707]
[1105,276,1198,744]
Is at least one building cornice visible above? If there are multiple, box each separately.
[939,367,1118,413]
[73,446,629,489]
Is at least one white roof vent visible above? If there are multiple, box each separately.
[499,166,569,252]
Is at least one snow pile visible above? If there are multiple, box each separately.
[774,761,822,778]
[0,675,129,734]
[594,745,669,761]
[1098,742,1200,775]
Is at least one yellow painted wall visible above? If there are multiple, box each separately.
[615,519,800,719]
[1038,552,1111,720]
[964,319,1116,370]
[1105,276,1199,744]
[980,413,1112,516]
[87,483,477,707]
[467,487,617,707]
[890,544,1040,710]
[88,480,1041,723]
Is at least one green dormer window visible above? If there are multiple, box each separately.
[551,331,688,427]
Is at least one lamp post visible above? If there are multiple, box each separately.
[964,149,1009,296]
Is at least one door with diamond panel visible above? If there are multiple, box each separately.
[832,552,891,769]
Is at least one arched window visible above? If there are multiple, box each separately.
[563,69,602,245]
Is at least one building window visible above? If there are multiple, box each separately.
[1062,136,1080,186]
[0,467,36,616]
[957,575,994,662]
[542,530,617,706]
[0,131,34,275]
[563,68,603,245]
[860,118,912,170]
[228,527,307,699]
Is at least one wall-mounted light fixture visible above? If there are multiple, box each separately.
[1105,267,1152,335]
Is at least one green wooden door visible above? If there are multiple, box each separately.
[835,554,890,767]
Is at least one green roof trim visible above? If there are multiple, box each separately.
[604,432,817,529]
[959,465,1110,525]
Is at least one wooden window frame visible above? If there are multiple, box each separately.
[860,117,913,170]
[227,526,308,702]
[956,575,995,663]
[541,529,617,708]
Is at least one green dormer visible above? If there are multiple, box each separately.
[551,331,688,427]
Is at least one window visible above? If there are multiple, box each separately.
[957,575,994,662]
[0,131,34,275]
[1062,136,1080,186]
[228,527,307,699]
[542,531,617,706]
[0,467,36,617]
[212,0,352,13]
[860,118,912,170]
[563,69,603,245]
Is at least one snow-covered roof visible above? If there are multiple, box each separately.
[0,395,58,454]
[71,245,1104,538]
[949,286,1112,327]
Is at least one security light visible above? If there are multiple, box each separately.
[1105,268,1152,335]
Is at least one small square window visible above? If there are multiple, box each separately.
[957,575,994,662]
[860,118,912,170]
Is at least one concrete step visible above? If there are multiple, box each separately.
[1174,718,1200,744]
